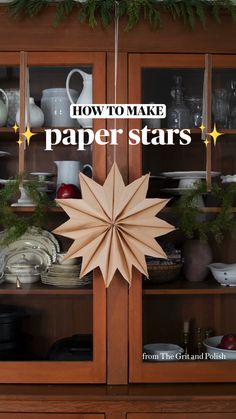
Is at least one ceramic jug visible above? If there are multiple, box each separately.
[0,88,8,127]
[66,69,93,128]
[16,97,44,128]
[41,88,78,127]
[54,160,93,189]
[4,88,19,126]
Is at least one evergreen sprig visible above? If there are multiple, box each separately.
[8,0,236,30]
[0,176,53,246]
[175,182,236,243]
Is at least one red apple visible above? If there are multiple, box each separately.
[56,183,81,199]
[218,334,236,350]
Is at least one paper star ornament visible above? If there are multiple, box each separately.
[53,163,175,287]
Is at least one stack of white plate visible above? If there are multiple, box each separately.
[0,227,60,284]
[41,263,92,288]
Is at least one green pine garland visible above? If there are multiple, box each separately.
[0,177,53,245]
[8,0,236,30]
[175,182,236,243]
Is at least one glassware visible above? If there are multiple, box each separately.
[213,88,229,129]
[167,75,190,129]
[229,80,236,128]
[186,96,203,128]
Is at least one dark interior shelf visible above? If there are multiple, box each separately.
[0,282,93,295]
[143,278,234,295]
[163,207,236,213]
[11,206,62,213]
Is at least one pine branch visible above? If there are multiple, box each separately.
[0,177,52,246]
[7,0,236,31]
[175,182,236,243]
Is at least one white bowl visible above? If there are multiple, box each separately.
[4,273,40,284]
[204,336,236,360]
[56,253,79,266]
[143,343,184,362]
[208,263,236,286]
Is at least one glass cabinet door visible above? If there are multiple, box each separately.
[211,56,236,179]
[128,53,236,383]
[0,53,20,180]
[0,52,106,383]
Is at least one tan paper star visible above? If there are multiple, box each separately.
[53,163,175,287]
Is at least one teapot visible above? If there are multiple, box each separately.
[0,89,8,127]
[54,160,93,189]
[66,69,93,128]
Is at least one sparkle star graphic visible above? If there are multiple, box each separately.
[203,138,210,148]
[199,123,206,133]
[12,123,19,133]
[17,136,23,145]
[208,124,223,146]
[23,126,37,146]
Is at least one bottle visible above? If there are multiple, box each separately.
[229,80,236,128]
[186,96,203,128]
[183,321,190,355]
[212,88,229,129]
[167,75,190,129]
[194,327,203,356]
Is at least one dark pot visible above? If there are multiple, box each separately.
[183,239,213,282]
[0,305,25,342]
[47,334,93,361]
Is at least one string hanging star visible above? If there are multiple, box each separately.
[53,163,175,287]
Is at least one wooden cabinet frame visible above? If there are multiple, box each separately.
[0,51,107,384]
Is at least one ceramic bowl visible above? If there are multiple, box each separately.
[208,263,236,286]
[143,343,184,362]
[5,264,40,275]
[204,336,236,360]
[56,253,79,266]
[4,273,40,284]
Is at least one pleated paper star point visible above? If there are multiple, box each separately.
[53,163,175,287]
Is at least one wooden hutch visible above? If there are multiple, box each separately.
[0,4,235,418]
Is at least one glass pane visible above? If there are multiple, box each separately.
[142,294,227,363]
[0,65,94,362]
[0,66,19,179]
[141,68,205,194]
[24,65,92,179]
[212,69,236,175]
[141,66,218,365]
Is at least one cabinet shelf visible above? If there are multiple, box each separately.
[11,206,62,213]
[10,206,236,213]
[162,207,236,213]
[143,278,234,295]
[0,282,93,295]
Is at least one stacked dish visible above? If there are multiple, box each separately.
[41,260,92,288]
[0,227,60,284]
[143,343,184,362]
[161,171,220,195]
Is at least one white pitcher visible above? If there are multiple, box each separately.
[54,160,93,189]
[0,89,8,127]
[66,69,93,128]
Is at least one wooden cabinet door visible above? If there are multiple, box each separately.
[128,415,236,419]
[0,415,104,419]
